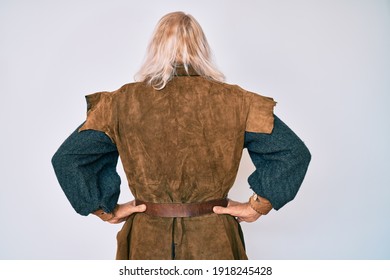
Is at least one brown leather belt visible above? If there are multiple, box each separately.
[135,198,228,217]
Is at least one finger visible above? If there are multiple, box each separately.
[213,206,240,216]
[132,204,146,213]
[107,215,130,224]
[107,218,120,224]
[213,206,229,214]
[117,217,127,223]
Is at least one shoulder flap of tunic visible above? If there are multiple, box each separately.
[78,91,117,143]
[245,91,276,134]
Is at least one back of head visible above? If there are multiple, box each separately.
[135,11,225,89]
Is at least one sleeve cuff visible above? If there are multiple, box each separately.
[249,193,273,215]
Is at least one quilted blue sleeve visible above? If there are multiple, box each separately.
[52,124,121,216]
[245,115,311,210]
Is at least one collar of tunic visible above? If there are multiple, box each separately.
[173,64,199,76]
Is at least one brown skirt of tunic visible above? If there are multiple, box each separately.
[116,212,247,260]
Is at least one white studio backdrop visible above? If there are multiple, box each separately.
[0,0,389,259]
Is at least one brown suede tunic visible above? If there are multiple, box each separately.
[79,68,275,259]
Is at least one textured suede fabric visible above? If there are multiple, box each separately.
[79,69,276,259]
